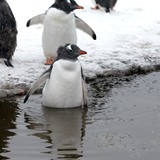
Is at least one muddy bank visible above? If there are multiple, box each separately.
[0,89,24,98]
[1,63,160,98]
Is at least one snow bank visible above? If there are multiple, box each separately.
[1,0,160,90]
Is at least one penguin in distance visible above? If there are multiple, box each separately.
[26,0,96,65]
[91,0,118,13]
[24,44,88,108]
[0,0,17,67]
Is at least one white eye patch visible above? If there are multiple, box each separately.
[66,44,73,51]
[67,0,70,3]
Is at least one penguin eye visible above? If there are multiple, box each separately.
[69,49,72,53]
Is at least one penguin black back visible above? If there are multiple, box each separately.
[95,0,118,12]
[0,0,18,67]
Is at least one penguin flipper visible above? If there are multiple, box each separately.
[75,15,97,40]
[81,67,88,107]
[26,13,45,27]
[24,69,50,103]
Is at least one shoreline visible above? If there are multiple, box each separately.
[1,63,160,98]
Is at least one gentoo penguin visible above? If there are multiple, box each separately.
[91,0,118,13]
[26,0,96,65]
[24,44,88,108]
[0,0,17,67]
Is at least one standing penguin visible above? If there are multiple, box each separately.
[24,44,88,108]
[0,0,17,67]
[43,0,83,65]
[91,0,118,13]
[26,0,96,65]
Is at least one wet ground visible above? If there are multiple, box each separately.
[1,71,160,160]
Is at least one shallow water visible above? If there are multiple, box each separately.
[1,72,160,160]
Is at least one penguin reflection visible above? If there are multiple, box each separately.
[42,107,87,159]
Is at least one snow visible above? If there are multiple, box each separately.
[1,0,160,89]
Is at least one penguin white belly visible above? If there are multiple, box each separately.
[42,9,77,59]
[42,60,83,108]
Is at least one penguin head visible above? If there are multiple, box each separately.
[51,0,84,14]
[56,44,87,61]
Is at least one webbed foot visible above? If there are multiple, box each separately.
[44,57,54,65]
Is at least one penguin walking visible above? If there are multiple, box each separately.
[91,0,118,13]
[0,0,17,67]
[26,0,96,65]
[24,44,88,108]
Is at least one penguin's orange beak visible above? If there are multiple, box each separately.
[76,5,84,9]
[79,50,87,55]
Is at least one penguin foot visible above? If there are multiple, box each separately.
[44,58,54,65]
[4,59,14,67]
[91,6,100,10]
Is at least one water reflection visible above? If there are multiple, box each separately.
[43,107,87,159]
[0,98,19,160]
[2,72,160,160]
[23,98,87,160]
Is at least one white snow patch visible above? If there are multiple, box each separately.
[1,0,160,88]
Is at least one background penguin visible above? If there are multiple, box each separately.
[26,0,96,65]
[91,0,118,12]
[0,0,17,67]
[24,44,88,108]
